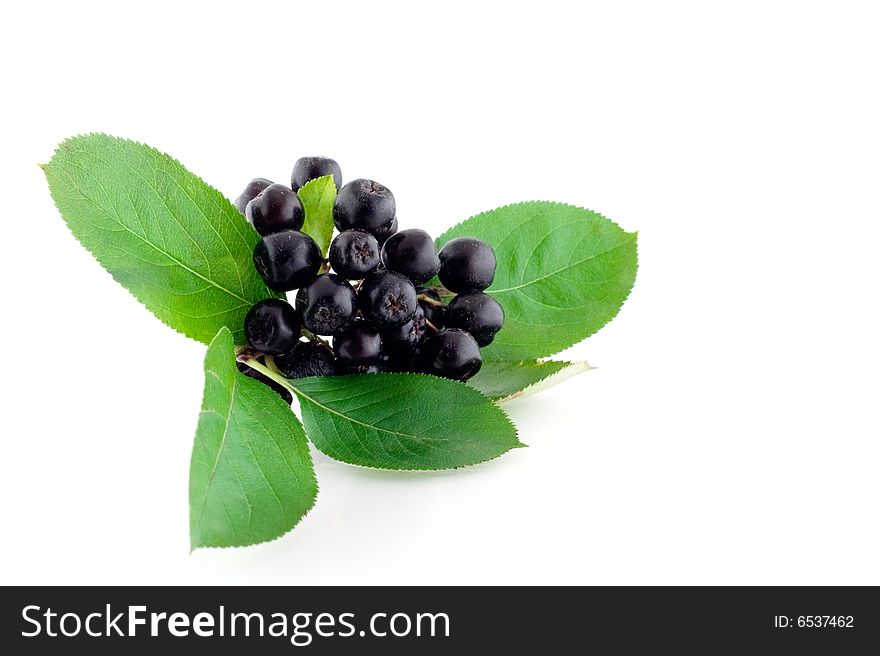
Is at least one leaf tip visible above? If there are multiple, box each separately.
[208,325,234,350]
[296,173,336,194]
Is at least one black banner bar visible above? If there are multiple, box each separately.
[2,586,877,653]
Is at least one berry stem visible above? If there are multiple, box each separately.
[242,356,295,393]
[235,345,261,362]
[263,356,284,377]
[417,293,445,308]
[301,328,331,348]
[425,284,454,300]
[425,319,440,333]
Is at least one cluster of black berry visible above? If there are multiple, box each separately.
[234,156,504,395]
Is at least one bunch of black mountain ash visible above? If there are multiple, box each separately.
[233,156,504,398]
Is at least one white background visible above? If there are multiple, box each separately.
[1,1,878,585]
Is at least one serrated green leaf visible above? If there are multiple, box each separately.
[43,134,278,344]
[436,202,638,360]
[469,359,593,402]
[189,328,317,550]
[297,175,336,256]
[249,366,523,470]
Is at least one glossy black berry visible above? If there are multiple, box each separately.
[444,292,505,346]
[375,216,398,245]
[421,328,482,381]
[291,156,342,191]
[438,237,497,293]
[253,230,321,291]
[328,230,380,279]
[246,183,305,236]
[243,299,301,356]
[234,178,272,214]
[358,271,417,327]
[382,304,426,349]
[237,361,293,404]
[334,321,382,366]
[295,274,357,336]
[380,228,440,285]
[275,341,337,378]
[333,179,396,237]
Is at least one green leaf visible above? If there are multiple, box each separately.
[297,175,336,256]
[189,328,317,550]
[436,202,638,360]
[249,365,523,470]
[43,134,278,344]
[469,359,593,402]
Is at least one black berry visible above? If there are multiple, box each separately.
[421,328,482,381]
[253,230,321,291]
[328,230,380,279]
[358,271,417,327]
[246,183,305,236]
[275,341,337,378]
[382,304,426,350]
[333,179,396,237]
[334,321,382,366]
[243,298,301,356]
[237,361,293,404]
[290,156,342,191]
[295,274,358,336]
[444,292,505,346]
[438,237,497,293]
[380,228,440,285]
[234,178,272,214]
